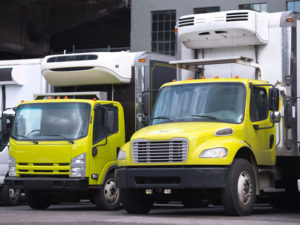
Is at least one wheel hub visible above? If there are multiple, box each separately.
[104,179,119,204]
[237,170,253,206]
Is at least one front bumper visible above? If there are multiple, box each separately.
[5,177,89,191]
[116,167,229,189]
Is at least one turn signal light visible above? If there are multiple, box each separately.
[234,76,239,78]
[138,59,146,63]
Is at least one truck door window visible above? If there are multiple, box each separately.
[93,107,106,144]
[250,88,268,122]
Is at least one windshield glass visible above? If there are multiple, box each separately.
[12,103,91,141]
[151,82,246,125]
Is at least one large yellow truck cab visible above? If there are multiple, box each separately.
[116,78,280,216]
[5,98,125,210]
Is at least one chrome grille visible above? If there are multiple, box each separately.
[132,139,188,163]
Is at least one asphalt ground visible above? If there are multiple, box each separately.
[0,203,300,225]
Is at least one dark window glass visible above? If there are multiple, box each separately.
[239,3,267,12]
[193,6,220,14]
[250,88,269,122]
[93,106,106,144]
[93,104,118,144]
[151,10,176,56]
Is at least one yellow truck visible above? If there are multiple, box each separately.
[3,51,176,210]
[116,11,300,216]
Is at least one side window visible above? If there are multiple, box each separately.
[92,105,119,144]
[103,105,119,134]
[250,88,268,122]
[93,106,106,144]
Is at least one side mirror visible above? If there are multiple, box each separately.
[269,88,280,111]
[270,112,281,123]
[105,110,115,134]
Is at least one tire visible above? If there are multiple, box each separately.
[222,158,256,216]
[25,191,50,210]
[121,188,154,214]
[94,173,120,210]
[0,184,20,206]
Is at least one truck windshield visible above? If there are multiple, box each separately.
[11,103,91,141]
[151,82,245,125]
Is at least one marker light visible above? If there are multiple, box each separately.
[49,97,53,99]
[174,28,178,33]
[234,76,239,78]
[64,96,68,99]
[21,100,24,103]
[93,98,97,101]
[215,76,219,79]
[286,18,293,23]
[57,96,61,99]
[172,79,177,82]
[189,77,193,80]
[202,76,206,79]
[139,59,146,63]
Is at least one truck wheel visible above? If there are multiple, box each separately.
[0,184,20,206]
[25,191,50,210]
[222,158,256,216]
[121,188,154,214]
[94,173,120,210]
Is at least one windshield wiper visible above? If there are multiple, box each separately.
[191,114,218,120]
[43,134,74,144]
[150,116,173,122]
[14,134,38,144]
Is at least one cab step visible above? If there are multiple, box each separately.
[262,188,285,193]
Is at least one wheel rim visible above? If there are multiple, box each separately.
[237,170,253,206]
[104,178,119,204]
[8,188,20,201]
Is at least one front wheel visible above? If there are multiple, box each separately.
[25,191,50,210]
[0,184,20,206]
[121,188,154,214]
[94,173,120,210]
[222,158,256,216]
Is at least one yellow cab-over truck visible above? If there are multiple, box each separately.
[116,11,300,215]
[3,51,176,210]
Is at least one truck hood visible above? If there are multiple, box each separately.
[131,122,234,142]
[9,138,88,163]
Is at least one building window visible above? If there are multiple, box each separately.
[151,10,176,56]
[194,6,220,14]
[287,0,300,11]
[239,3,267,12]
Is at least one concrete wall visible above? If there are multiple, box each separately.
[131,0,287,52]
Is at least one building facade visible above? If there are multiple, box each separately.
[130,0,300,55]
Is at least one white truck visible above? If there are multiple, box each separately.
[116,10,300,215]
[0,59,48,205]
[175,11,300,210]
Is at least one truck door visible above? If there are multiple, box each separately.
[89,104,121,185]
[248,87,275,165]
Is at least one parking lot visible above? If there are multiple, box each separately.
[1,203,300,225]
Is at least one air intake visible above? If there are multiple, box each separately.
[178,17,195,27]
[226,12,248,22]
[47,54,98,63]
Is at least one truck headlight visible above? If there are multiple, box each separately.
[8,155,16,176]
[117,150,126,160]
[200,148,228,158]
[71,153,86,177]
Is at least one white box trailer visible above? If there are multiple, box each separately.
[0,58,48,205]
[174,10,300,209]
